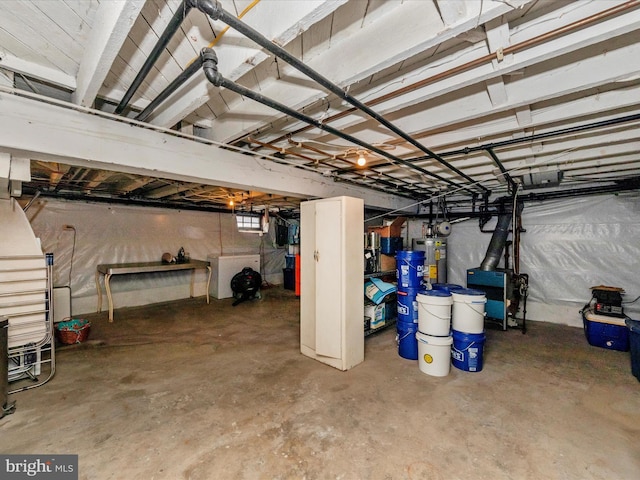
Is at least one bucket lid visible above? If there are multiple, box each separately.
[418,289,451,298]
[452,288,485,296]
[396,250,425,258]
[415,331,453,345]
[431,283,463,292]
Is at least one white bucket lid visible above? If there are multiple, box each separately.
[417,291,453,305]
[452,289,487,303]
[415,331,453,345]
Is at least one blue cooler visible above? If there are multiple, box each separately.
[583,309,629,351]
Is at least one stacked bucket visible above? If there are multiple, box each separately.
[450,288,487,372]
[395,251,424,361]
[394,251,489,376]
[415,289,454,376]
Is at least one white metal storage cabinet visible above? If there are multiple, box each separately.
[300,196,364,371]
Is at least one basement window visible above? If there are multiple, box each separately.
[236,213,263,233]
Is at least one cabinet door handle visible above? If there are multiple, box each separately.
[314,250,319,262]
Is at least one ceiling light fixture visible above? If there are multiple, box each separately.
[357,151,366,167]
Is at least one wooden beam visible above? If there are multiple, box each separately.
[72,0,145,107]
[0,50,76,89]
[0,92,414,212]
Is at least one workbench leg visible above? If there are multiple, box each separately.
[95,271,102,313]
[104,273,114,323]
[190,269,195,298]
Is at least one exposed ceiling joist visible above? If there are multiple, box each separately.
[72,0,146,107]
[1,0,639,211]
[148,0,348,128]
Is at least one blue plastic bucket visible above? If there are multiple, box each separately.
[397,288,420,324]
[396,250,425,290]
[431,283,463,293]
[396,320,419,360]
[451,330,486,372]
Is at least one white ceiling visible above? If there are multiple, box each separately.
[0,0,639,214]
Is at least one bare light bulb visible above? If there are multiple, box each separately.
[229,199,234,206]
[357,152,366,166]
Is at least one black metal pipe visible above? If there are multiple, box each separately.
[518,176,640,201]
[193,0,486,193]
[115,0,194,115]
[486,147,514,188]
[413,112,640,161]
[200,48,475,195]
[20,185,244,214]
[136,56,203,122]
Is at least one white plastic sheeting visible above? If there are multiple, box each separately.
[408,192,640,327]
[25,199,286,317]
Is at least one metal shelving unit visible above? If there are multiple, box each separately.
[364,270,397,337]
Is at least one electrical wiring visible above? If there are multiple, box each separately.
[623,295,640,305]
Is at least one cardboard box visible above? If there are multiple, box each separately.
[380,254,396,272]
[367,217,406,238]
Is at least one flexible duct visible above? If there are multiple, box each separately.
[480,213,512,271]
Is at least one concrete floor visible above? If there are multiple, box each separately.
[2,287,639,480]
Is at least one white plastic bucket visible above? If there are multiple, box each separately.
[451,289,487,334]
[416,290,453,336]
[416,332,453,377]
